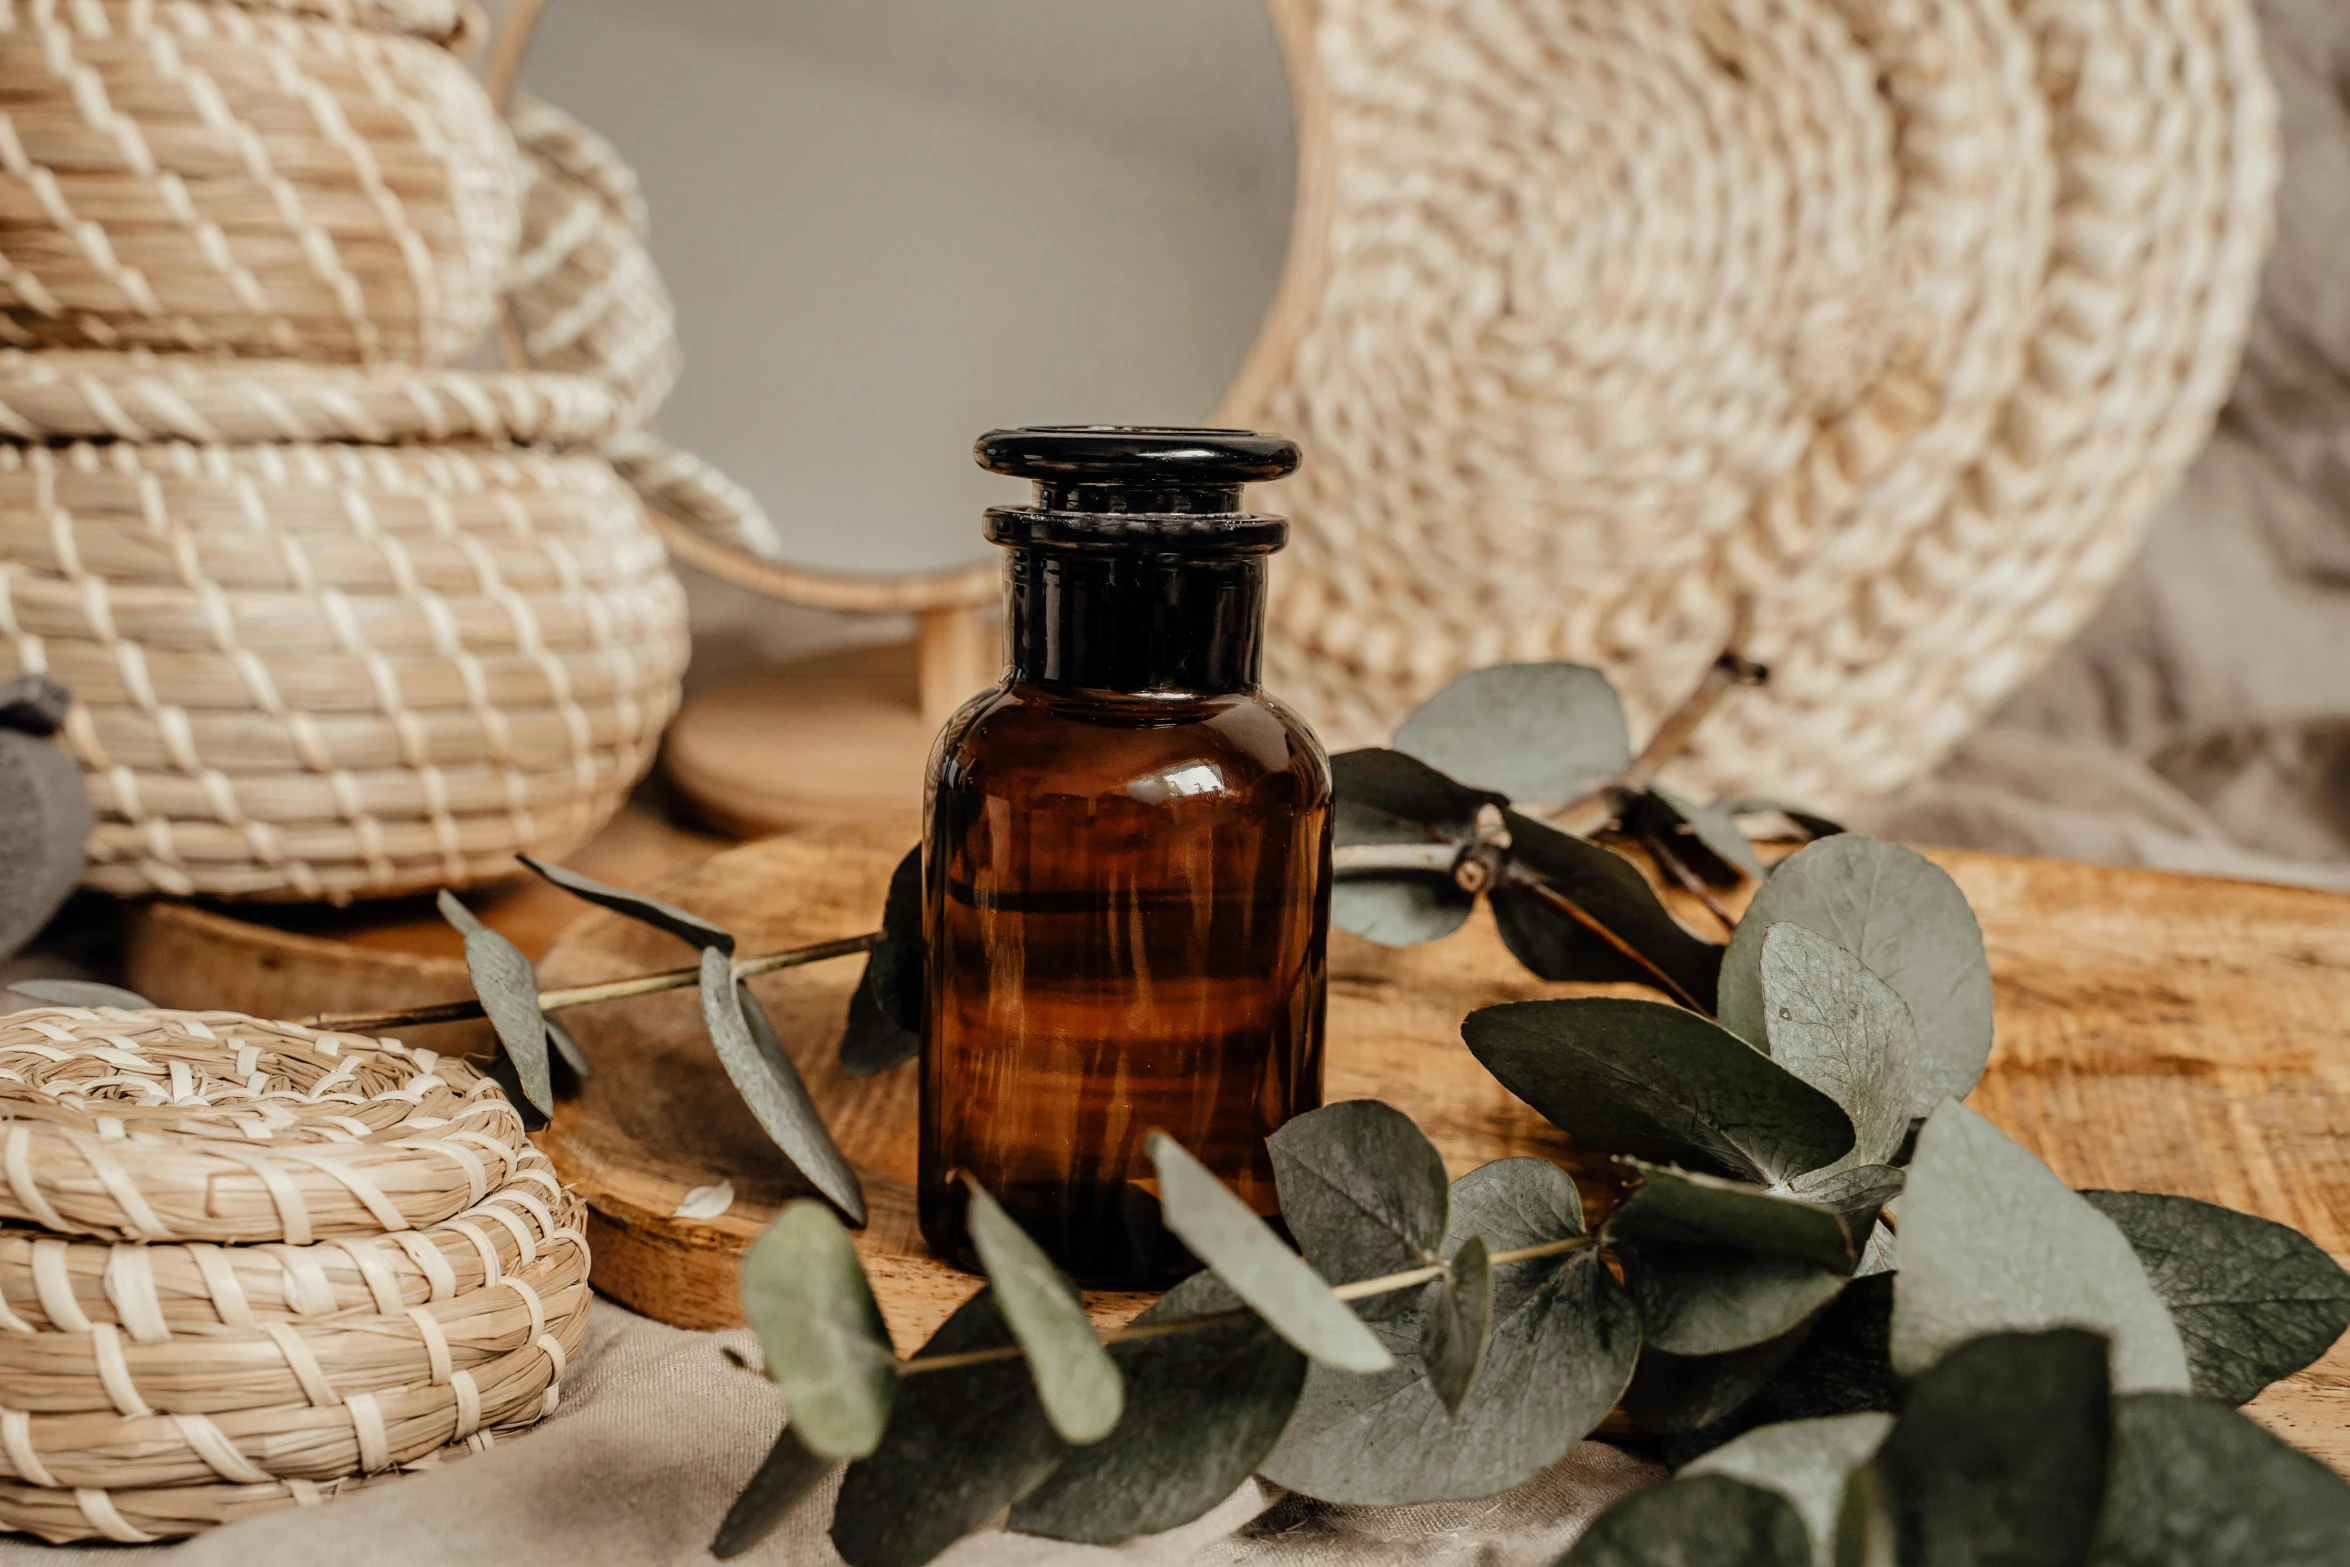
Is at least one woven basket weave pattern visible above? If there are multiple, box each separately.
[1244,0,2278,810]
[0,0,516,364]
[0,432,688,899]
[0,1010,586,1541]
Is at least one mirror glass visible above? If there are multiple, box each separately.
[519,0,1297,587]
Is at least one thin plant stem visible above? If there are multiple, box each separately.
[896,1234,1600,1376]
[1637,828,1739,937]
[1507,870,1710,1014]
[301,931,885,1034]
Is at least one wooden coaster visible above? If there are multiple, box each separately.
[532,820,2350,1476]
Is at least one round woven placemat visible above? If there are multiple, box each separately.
[1228,0,2279,811]
[0,1009,530,1243]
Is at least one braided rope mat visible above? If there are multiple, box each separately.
[0,1010,585,1541]
[0,412,688,899]
[0,0,517,365]
[0,1010,531,1242]
[509,95,680,428]
[1230,0,2279,812]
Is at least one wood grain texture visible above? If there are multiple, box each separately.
[532,821,2350,1468]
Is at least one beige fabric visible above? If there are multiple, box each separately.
[0,1301,1661,1565]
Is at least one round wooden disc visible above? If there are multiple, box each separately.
[660,643,935,840]
[534,814,1595,1345]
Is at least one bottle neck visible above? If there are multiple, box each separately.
[1002,547,1267,696]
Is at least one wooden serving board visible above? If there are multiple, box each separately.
[535,817,2350,1470]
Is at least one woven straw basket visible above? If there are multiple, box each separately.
[0,0,515,364]
[0,1008,588,1543]
[1207,0,2281,811]
[0,352,689,900]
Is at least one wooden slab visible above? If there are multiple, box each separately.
[534,819,2350,1469]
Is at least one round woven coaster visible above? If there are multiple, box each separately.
[0,1010,530,1244]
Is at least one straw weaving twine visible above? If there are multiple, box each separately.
[1224,0,2279,810]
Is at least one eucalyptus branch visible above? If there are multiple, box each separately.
[1506,868,1710,1012]
[301,931,885,1034]
[1631,594,1765,778]
[896,1233,1600,1377]
[1331,842,1464,876]
[1635,826,1738,936]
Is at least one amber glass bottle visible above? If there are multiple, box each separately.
[919,427,1332,1286]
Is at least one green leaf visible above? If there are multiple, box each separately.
[1893,1103,2189,1392]
[1260,1158,1638,1504]
[1685,1413,1894,1567]
[1463,998,1856,1185]
[840,845,925,1075]
[832,1291,1066,1567]
[1421,1235,1494,1416]
[2081,1190,2350,1407]
[438,891,551,1125]
[1622,1313,1823,1435]
[1332,747,1503,845]
[1757,924,1919,1173]
[2090,1392,2350,1565]
[4,979,154,1010]
[1560,1474,1812,1567]
[711,1425,833,1559]
[1785,1165,1905,1238]
[1644,780,1769,881]
[1335,875,1478,948]
[1621,1245,1850,1358]
[701,948,868,1227]
[1657,1274,1899,1468]
[1610,1162,1861,1272]
[1868,1329,2112,1567]
[740,1200,896,1459]
[1493,810,1723,1012]
[1009,1272,1306,1545]
[962,1178,1122,1444]
[518,854,734,952]
[544,1016,592,1092]
[1267,1099,1449,1293]
[1394,662,1631,805]
[1147,1132,1391,1373]
[1720,837,1992,1115]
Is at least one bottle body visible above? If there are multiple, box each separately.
[919,681,1331,1283]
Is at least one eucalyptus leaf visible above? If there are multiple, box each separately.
[832,1290,1066,1567]
[1146,1131,1391,1373]
[963,1178,1123,1444]
[1260,1158,1638,1504]
[1331,747,1504,845]
[711,1425,833,1559]
[1784,1166,1906,1240]
[1659,1275,1899,1467]
[1757,924,1918,1173]
[1609,1162,1861,1272]
[1010,1272,1307,1545]
[1720,837,1992,1115]
[1685,1413,1894,1567]
[1622,1312,1822,1435]
[1643,779,1769,882]
[739,1201,895,1459]
[435,888,484,936]
[839,970,920,1078]
[1421,1235,1494,1416]
[866,844,924,1032]
[1719,797,1848,843]
[442,901,551,1125]
[1559,1474,1811,1567]
[702,948,868,1227]
[4,979,154,1011]
[543,1016,592,1092]
[517,854,734,952]
[1893,1103,2189,1392]
[1394,663,1631,805]
[1493,810,1723,1011]
[1868,1328,2112,1567]
[1463,998,1855,1185]
[2081,1189,2350,1405]
[1267,1099,1449,1292]
[1335,876,1478,948]
[1621,1245,1850,1357]
[2090,1392,2350,1565]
